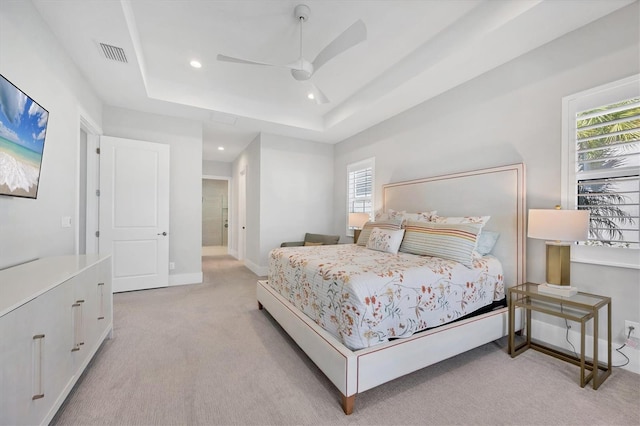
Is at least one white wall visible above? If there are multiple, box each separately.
[231,133,334,275]
[0,1,102,269]
[259,133,334,267]
[333,3,640,365]
[102,106,203,286]
[203,160,231,177]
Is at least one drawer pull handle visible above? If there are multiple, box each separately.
[32,334,45,400]
[71,302,83,351]
[98,283,105,320]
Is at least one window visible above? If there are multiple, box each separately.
[562,74,640,268]
[347,158,374,235]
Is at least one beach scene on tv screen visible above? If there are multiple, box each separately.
[0,74,48,198]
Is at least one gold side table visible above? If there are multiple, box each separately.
[508,282,611,389]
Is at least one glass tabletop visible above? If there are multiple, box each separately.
[509,282,610,310]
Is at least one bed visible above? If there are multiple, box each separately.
[257,163,526,414]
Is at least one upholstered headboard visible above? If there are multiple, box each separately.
[382,163,526,287]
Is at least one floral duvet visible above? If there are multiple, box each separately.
[268,244,504,350]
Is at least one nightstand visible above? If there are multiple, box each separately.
[508,282,611,389]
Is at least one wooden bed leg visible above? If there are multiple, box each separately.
[258,301,263,310]
[341,394,355,415]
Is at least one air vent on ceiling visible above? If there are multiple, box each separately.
[99,43,128,63]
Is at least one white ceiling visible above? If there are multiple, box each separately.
[31,0,634,163]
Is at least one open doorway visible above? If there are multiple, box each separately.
[202,178,229,256]
[78,114,101,256]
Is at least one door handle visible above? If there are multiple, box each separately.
[157,232,167,236]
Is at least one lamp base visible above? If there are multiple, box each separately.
[538,283,578,297]
[545,242,571,285]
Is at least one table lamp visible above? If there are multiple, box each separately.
[528,207,590,296]
[349,213,370,243]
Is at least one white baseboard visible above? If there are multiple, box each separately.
[244,259,267,277]
[228,249,238,258]
[531,319,640,375]
[168,272,203,287]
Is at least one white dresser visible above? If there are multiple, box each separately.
[0,254,112,425]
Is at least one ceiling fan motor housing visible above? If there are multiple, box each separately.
[294,4,310,22]
[291,59,313,80]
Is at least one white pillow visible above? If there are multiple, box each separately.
[433,215,490,226]
[374,209,405,221]
[366,227,405,255]
[376,210,438,225]
[357,219,403,246]
[475,231,500,255]
[403,211,438,223]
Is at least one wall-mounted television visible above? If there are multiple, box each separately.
[0,73,49,199]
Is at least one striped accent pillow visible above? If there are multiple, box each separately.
[399,221,482,268]
[356,219,403,246]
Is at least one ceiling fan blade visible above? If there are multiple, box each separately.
[217,54,281,68]
[311,19,367,74]
[308,82,329,104]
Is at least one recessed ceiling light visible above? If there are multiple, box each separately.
[190,60,202,68]
[307,93,315,100]
[218,146,224,151]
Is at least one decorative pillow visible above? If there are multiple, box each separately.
[374,209,405,221]
[374,209,388,221]
[304,241,323,246]
[366,228,405,255]
[475,231,500,255]
[403,211,438,223]
[399,221,482,268]
[375,210,437,225]
[433,215,490,226]
[356,219,403,246]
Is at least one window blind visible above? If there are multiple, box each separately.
[348,166,372,213]
[575,98,639,248]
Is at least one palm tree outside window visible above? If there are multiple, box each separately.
[562,74,639,269]
[576,98,639,248]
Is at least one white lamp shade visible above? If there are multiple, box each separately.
[349,212,370,228]
[528,209,590,242]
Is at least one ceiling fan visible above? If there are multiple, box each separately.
[217,4,367,104]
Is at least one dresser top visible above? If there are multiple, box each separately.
[0,254,110,317]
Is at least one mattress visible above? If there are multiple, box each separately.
[267,244,504,350]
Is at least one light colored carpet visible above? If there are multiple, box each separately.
[202,246,228,256]
[52,254,640,425]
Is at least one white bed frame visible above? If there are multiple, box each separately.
[256,163,526,414]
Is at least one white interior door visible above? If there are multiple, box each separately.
[238,167,246,261]
[84,132,100,254]
[99,136,170,293]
